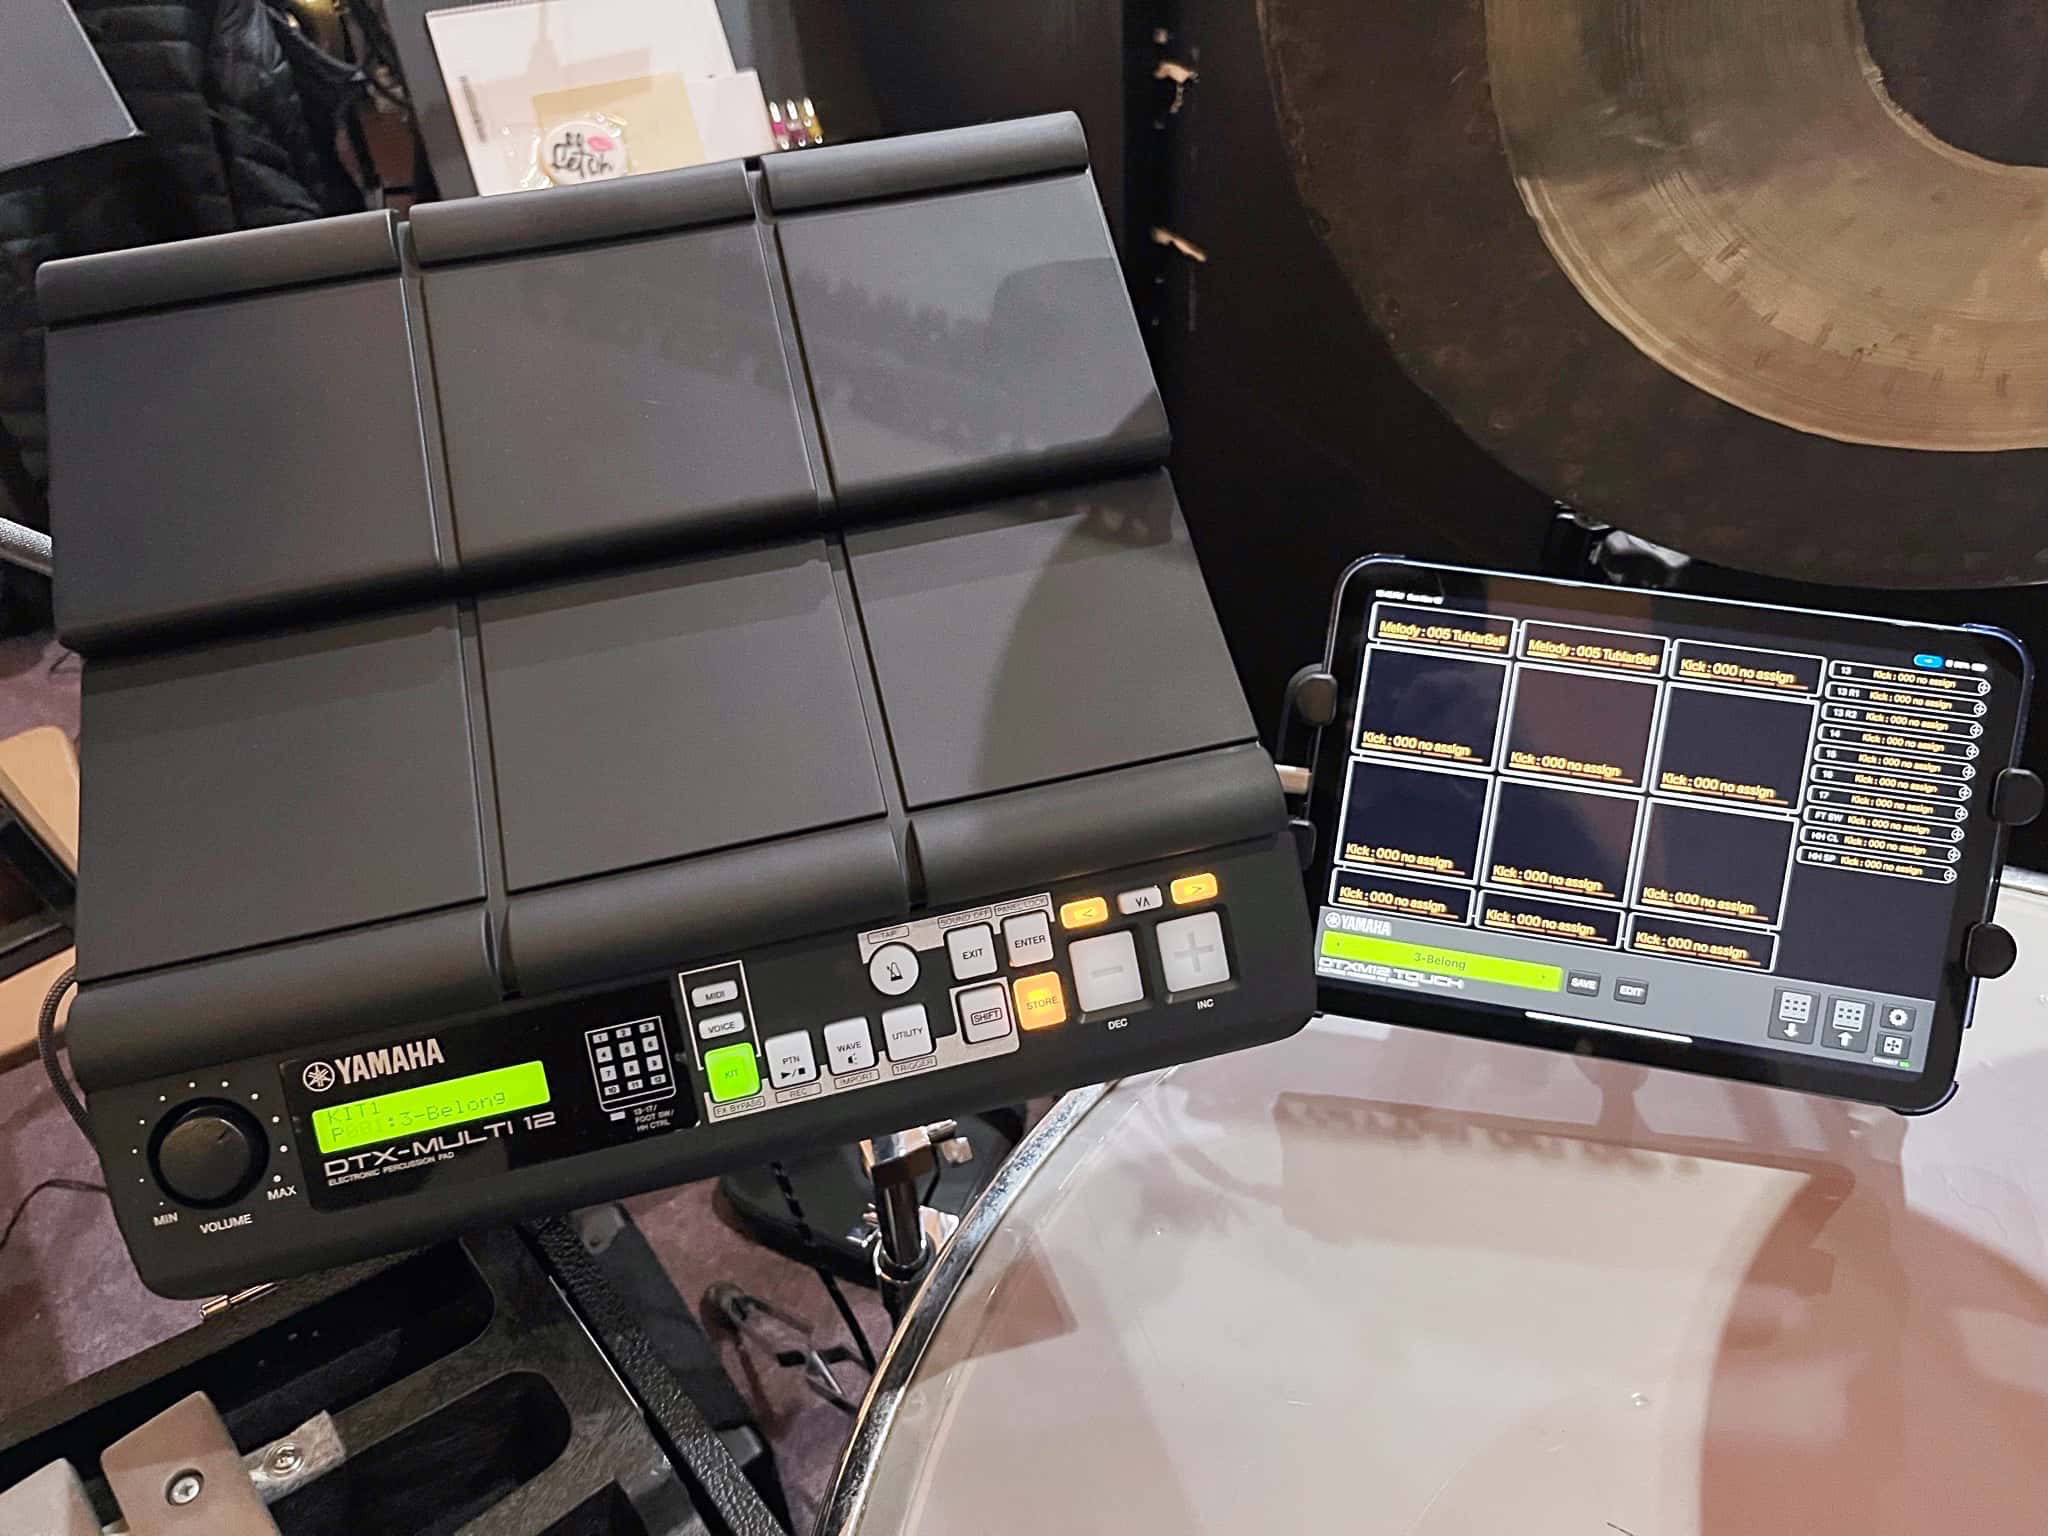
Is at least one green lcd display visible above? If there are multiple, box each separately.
[311,1061,552,1155]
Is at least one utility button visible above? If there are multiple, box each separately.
[883,1005,935,1061]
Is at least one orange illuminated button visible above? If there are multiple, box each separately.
[1170,872,1219,906]
[1059,896,1109,930]
[1013,971,1068,1030]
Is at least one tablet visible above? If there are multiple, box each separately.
[1306,558,2034,1109]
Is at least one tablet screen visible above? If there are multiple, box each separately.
[1310,561,2032,1104]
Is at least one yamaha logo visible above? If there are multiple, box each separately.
[301,1038,446,1093]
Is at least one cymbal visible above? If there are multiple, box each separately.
[1259,0,2048,587]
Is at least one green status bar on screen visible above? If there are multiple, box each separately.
[1319,929,1564,992]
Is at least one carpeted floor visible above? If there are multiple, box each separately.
[0,629,888,1531]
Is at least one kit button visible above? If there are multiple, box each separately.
[1116,886,1164,915]
[946,923,999,981]
[703,1044,761,1103]
[824,1017,876,1074]
[869,943,919,996]
[882,1004,935,1061]
[764,1031,818,1089]
[1003,912,1055,968]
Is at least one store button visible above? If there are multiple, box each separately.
[1566,972,1601,998]
[1614,978,1650,1005]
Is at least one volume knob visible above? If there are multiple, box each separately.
[153,1105,265,1207]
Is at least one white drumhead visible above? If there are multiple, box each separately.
[830,877,2048,1534]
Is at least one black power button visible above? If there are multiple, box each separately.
[153,1104,265,1207]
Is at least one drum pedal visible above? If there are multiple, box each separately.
[704,1282,868,1414]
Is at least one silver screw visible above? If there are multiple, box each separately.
[266,1442,304,1476]
[166,1470,204,1506]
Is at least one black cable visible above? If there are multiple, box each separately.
[921,1163,942,1209]
[0,1178,107,1255]
[768,1160,877,1374]
[35,965,88,1137]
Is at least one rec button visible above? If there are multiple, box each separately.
[1614,978,1650,1005]
[1566,972,1601,998]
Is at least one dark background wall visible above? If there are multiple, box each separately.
[834,0,2047,868]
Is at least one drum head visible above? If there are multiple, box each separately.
[1258,0,2048,587]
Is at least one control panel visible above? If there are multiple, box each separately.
[95,839,1311,1296]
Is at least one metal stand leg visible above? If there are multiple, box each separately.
[860,1121,973,1325]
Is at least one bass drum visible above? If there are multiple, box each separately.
[821,873,2048,1534]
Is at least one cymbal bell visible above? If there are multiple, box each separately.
[1492,0,2048,454]
[1259,0,2048,587]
